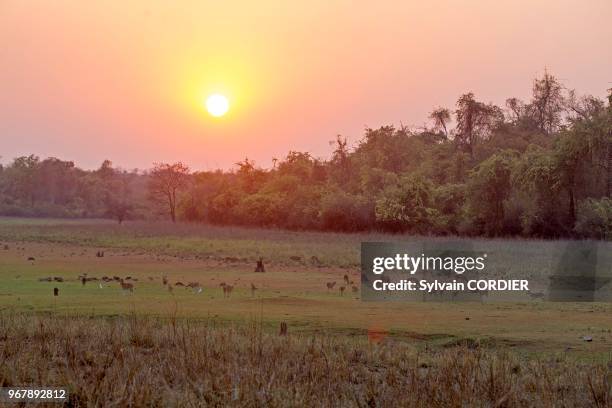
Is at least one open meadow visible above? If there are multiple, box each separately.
[0,217,610,361]
[0,218,611,405]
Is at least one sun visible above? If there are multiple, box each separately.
[205,94,229,117]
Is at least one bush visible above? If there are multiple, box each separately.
[574,198,612,239]
[375,174,435,233]
[234,192,286,227]
[432,184,466,234]
[320,190,374,231]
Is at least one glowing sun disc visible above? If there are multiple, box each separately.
[205,94,229,117]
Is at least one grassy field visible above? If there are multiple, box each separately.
[0,217,611,363]
[1,313,609,407]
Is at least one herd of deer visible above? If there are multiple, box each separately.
[326,274,359,296]
[39,252,359,298]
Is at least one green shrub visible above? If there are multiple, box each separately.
[575,198,612,239]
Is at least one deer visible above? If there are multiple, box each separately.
[339,286,345,296]
[250,283,257,297]
[343,274,350,285]
[220,282,234,298]
[326,281,336,291]
[187,282,201,293]
[119,279,134,293]
[162,275,168,286]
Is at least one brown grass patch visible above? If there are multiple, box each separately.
[0,313,609,407]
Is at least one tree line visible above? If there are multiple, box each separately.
[1,72,610,239]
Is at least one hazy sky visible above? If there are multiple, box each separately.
[1,1,611,170]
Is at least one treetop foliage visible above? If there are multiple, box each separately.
[1,73,610,239]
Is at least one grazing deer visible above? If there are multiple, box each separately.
[326,281,336,290]
[250,283,257,297]
[343,274,349,285]
[339,286,345,296]
[187,282,201,293]
[119,279,134,293]
[220,282,233,298]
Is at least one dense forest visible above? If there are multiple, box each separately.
[1,73,610,239]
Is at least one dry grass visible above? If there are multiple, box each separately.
[0,313,609,407]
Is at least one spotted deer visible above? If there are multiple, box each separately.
[120,279,134,293]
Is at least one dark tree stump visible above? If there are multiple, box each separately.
[255,257,265,273]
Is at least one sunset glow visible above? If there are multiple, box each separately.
[1,1,611,169]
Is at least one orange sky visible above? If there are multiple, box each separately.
[1,1,611,170]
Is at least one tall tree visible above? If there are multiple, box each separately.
[429,107,451,138]
[464,150,517,235]
[454,93,503,156]
[148,162,190,222]
[98,161,134,224]
[527,70,566,135]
